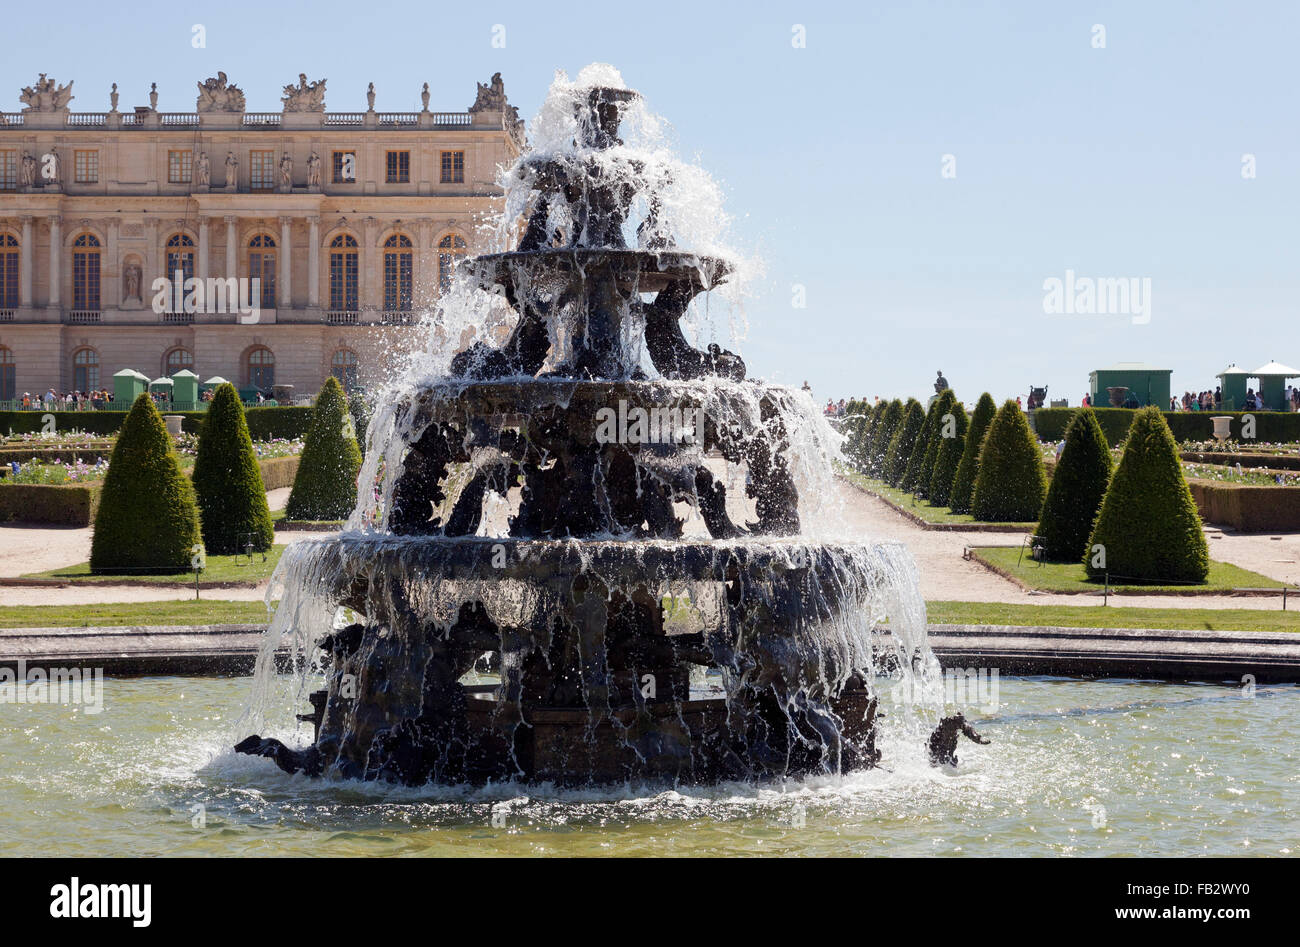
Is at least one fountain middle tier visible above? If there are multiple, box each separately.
[247,535,927,785]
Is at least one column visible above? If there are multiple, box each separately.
[307,216,320,308]
[19,217,33,306]
[48,216,61,309]
[278,216,292,309]
[224,215,238,278]
[197,217,210,282]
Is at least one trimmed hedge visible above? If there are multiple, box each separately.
[867,399,903,476]
[914,390,956,497]
[0,406,313,439]
[1035,407,1113,561]
[1187,481,1300,531]
[901,397,942,493]
[1086,407,1209,583]
[929,399,968,507]
[0,483,99,526]
[1033,407,1300,446]
[949,392,997,515]
[285,377,362,521]
[884,399,924,486]
[257,455,300,491]
[971,400,1049,522]
[89,394,201,574]
[192,384,275,555]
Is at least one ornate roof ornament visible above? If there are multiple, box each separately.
[282,73,326,112]
[20,74,74,112]
[197,72,246,112]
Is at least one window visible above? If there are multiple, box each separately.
[165,233,194,311]
[440,150,465,184]
[438,233,467,293]
[0,233,17,308]
[0,150,17,191]
[332,150,357,184]
[385,150,410,183]
[329,234,359,311]
[250,150,275,191]
[74,150,99,184]
[247,347,275,390]
[72,348,99,392]
[383,234,413,311]
[168,150,193,184]
[0,347,14,401]
[331,349,358,391]
[72,233,101,311]
[165,348,193,376]
[248,233,277,310]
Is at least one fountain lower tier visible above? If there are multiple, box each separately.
[238,537,905,785]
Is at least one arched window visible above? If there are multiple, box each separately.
[0,233,18,309]
[437,234,467,294]
[165,233,195,312]
[72,347,99,392]
[0,346,14,401]
[248,233,277,310]
[329,234,359,311]
[72,233,101,312]
[165,348,193,376]
[246,346,275,390]
[383,234,413,311]
[331,348,358,391]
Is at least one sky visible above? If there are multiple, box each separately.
[9,0,1298,405]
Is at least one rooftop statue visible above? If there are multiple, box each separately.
[281,73,326,112]
[20,74,74,112]
[196,72,246,112]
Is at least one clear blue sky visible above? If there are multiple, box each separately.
[11,0,1298,405]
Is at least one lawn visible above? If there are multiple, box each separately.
[925,600,1300,633]
[0,599,276,629]
[971,545,1288,594]
[840,469,1036,528]
[23,544,287,585]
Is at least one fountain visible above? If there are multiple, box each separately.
[236,67,936,786]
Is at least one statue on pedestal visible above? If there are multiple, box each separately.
[366,82,376,110]
[195,152,210,187]
[421,82,430,111]
[307,152,322,190]
[934,370,949,394]
[224,151,239,190]
[282,74,326,112]
[278,153,294,191]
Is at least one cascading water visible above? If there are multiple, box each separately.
[237,65,943,786]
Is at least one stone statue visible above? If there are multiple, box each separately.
[124,263,141,301]
[421,82,430,111]
[43,149,61,186]
[469,72,508,113]
[196,72,247,112]
[279,152,293,190]
[19,153,36,188]
[366,82,376,110]
[19,74,74,112]
[281,73,326,112]
[927,713,990,767]
[110,82,119,111]
[307,152,322,189]
[934,370,949,394]
[225,150,239,187]
[195,151,210,186]
[149,82,158,110]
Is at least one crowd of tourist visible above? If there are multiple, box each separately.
[14,388,113,410]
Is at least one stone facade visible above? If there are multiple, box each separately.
[0,72,523,400]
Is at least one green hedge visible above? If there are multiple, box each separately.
[0,483,99,526]
[1033,407,1300,446]
[1187,481,1300,531]
[0,407,312,439]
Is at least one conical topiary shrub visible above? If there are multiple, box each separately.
[1036,407,1113,561]
[911,389,956,497]
[285,376,363,521]
[929,397,968,507]
[90,393,201,574]
[192,383,275,555]
[1085,406,1209,583]
[842,399,870,468]
[971,400,1048,522]
[901,396,941,493]
[869,399,902,477]
[884,399,924,486]
[949,392,996,514]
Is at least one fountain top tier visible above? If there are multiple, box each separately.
[451,79,743,383]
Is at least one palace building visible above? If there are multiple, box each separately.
[0,71,523,402]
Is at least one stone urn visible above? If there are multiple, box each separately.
[1211,416,1232,444]
[1106,386,1129,408]
[162,414,185,437]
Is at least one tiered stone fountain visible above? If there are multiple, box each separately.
[237,71,930,786]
